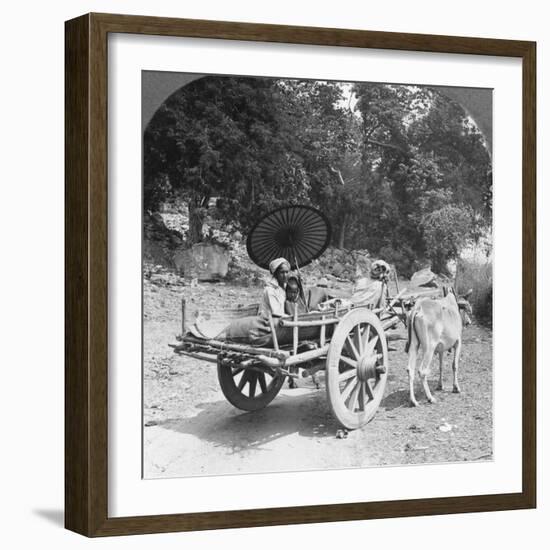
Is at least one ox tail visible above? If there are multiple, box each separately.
[405,310,421,354]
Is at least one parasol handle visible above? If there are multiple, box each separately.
[394,268,400,294]
[293,251,309,313]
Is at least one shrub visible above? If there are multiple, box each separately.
[455,258,492,326]
[377,244,416,278]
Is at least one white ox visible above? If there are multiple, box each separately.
[405,287,473,406]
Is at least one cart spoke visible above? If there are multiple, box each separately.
[356,324,364,356]
[258,372,268,393]
[339,368,357,382]
[232,367,244,377]
[362,325,371,350]
[347,381,361,412]
[248,373,257,398]
[357,382,365,411]
[237,370,249,392]
[266,372,281,391]
[365,335,379,356]
[346,335,360,360]
[365,379,375,400]
[340,376,357,402]
[340,355,357,369]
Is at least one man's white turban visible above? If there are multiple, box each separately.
[269,257,290,275]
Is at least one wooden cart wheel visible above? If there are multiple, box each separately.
[326,308,388,429]
[217,360,285,412]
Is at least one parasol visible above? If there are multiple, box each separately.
[246,205,332,270]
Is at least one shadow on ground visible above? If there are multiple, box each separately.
[382,378,447,410]
[154,374,419,454]
[155,387,346,453]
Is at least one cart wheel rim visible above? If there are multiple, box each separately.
[326,308,388,429]
[217,362,285,412]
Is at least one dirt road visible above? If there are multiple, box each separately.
[143,279,492,479]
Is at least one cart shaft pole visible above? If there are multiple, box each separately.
[257,344,329,368]
[279,317,341,328]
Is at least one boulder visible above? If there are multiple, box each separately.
[174,243,230,280]
[143,240,174,269]
[331,261,345,277]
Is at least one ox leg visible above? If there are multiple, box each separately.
[452,340,462,393]
[407,344,419,407]
[437,351,444,391]
[419,346,437,403]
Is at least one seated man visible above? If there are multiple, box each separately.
[350,259,391,307]
[259,257,291,319]
[316,259,392,311]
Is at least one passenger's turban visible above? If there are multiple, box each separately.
[269,257,290,275]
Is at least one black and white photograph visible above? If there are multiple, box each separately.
[2,0,545,544]
[142,72,493,479]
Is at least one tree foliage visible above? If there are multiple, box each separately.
[144,76,491,274]
[422,205,473,274]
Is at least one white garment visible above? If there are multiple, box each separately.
[259,278,287,318]
[351,278,386,307]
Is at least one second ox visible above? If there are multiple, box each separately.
[405,287,473,407]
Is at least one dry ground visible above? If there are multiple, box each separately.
[143,278,492,478]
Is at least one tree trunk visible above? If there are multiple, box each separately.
[187,200,206,244]
[337,213,349,249]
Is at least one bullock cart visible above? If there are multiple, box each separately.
[170,205,436,429]
[172,291,408,429]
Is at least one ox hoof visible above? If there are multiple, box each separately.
[427,397,437,404]
[410,399,420,408]
[453,386,461,394]
[436,383,444,391]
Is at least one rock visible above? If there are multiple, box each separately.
[335,429,348,439]
[332,262,345,277]
[404,443,429,452]
[408,424,424,433]
[174,243,230,280]
[143,240,174,269]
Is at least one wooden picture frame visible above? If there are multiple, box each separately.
[65,12,536,537]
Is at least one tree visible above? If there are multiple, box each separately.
[144,77,492,274]
[144,76,312,243]
[421,205,473,274]
[351,83,491,273]
[277,80,359,247]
